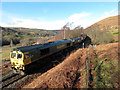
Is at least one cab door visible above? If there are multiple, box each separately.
[23,53,31,65]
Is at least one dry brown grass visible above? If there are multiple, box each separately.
[23,42,118,88]
[23,48,88,88]
[86,15,118,31]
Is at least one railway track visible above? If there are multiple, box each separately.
[0,38,91,89]
[0,48,69,89]
[2,70,14,79]
[1,73,26,89]
[0,49,69,89]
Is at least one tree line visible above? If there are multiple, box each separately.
[55,23,114,45]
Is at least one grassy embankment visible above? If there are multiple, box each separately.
[87,43,119,88]
[2,46,17,61]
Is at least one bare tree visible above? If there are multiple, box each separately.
[54,22,84,40]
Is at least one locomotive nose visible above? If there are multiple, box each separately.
[10,51,24,70]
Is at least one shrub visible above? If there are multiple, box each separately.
[84,24,114,45]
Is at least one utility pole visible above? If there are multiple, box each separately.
[64,29,65,39]
[83,42,84,48]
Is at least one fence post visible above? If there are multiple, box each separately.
[86,51,89,88]
[83,42,84,48]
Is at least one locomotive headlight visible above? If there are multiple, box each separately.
[20,64,22,67]
[11,62,15,66]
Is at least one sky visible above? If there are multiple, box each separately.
[0,2,118,30]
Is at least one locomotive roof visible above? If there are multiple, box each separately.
[11,39,72,53]
[73,37,81,40]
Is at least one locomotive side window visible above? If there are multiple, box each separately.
[67,43,71,46]
[17,54,22,59]
[11,53,16,58]
[24,54,31,59]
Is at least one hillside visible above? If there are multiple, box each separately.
[1,26,60,46]
[86,15,118,31]
[23,42,119,88]
[83,15,119,45]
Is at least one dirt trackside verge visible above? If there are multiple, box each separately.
[23,42,119,88]
[23,48,88,88]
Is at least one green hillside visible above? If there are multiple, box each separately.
[1,27,60,46]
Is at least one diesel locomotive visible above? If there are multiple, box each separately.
[10,35,86,75]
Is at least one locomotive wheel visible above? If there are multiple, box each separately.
[20,70,25,76]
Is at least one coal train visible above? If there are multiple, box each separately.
[10,35,87,75]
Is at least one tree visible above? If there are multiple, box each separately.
[84,24,114,45]
[54,22,84,40]
[70,25,84,38]
[10,39,13,47]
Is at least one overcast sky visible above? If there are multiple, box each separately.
[0,2,118,30]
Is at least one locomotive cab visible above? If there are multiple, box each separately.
[10,50,25,75]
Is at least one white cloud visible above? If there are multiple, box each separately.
[1,12,91,29]
[0,9,117,30]
[67,12,90,22]
[1,17,67,30]
[74,9,117,29]
[94,9,118,23]
[66,12,92,29]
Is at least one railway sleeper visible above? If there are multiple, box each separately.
[9,67,25,75]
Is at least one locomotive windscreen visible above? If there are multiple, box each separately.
[11,53,16,58]
[17,54,22,59]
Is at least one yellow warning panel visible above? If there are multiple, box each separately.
[57,44,65,49]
